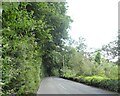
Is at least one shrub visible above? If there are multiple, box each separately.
[62,75,119,92]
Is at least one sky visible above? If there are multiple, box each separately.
[66,0,119,50]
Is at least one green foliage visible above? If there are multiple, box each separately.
[94,51,101,64]
[2,2,71,95]
[39,2,71,76]
[2,1,118,95]
[62,76,118,92]
[102,39,118,60]
[60,45,94,76]
[60,37,118,93]
[76,37,87,52]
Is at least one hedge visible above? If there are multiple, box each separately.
[60,76,119,93]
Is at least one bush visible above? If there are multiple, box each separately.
[61,76,119,92]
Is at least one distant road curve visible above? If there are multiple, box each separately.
[37,77,119,95]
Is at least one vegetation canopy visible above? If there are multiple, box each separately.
[1,2,119,95]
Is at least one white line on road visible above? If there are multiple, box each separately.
[58,83,71,94]
[59,84,67,90]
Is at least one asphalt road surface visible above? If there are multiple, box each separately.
[37,77,119,95]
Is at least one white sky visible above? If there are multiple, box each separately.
[66,0,119,49]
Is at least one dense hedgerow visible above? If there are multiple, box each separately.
[1,2,71,95]
[61,76,119,92]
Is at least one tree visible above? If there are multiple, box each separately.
[76,37,87,53]
[2,2,71,95]
[101,39,118,61]
[94,51,101,65]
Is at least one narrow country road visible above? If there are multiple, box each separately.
[37,77,119,95]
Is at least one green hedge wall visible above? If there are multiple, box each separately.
[61,76,119,93]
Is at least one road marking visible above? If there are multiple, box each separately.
[59,84,66,90]
[58,83,71,94]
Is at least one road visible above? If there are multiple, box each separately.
[37,77,119,95]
